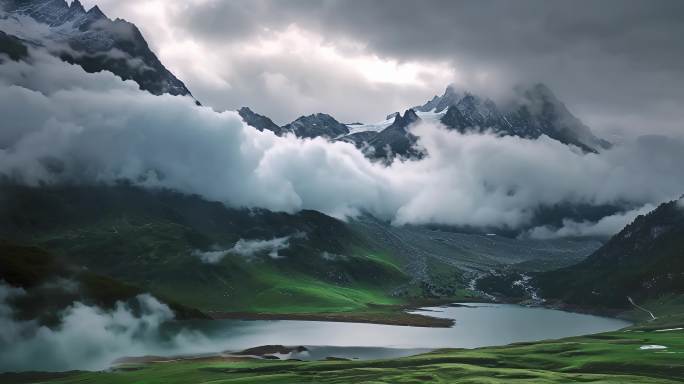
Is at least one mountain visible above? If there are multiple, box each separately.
[413,84,462,113]
[236,107,425,163]
[281,113,350,139]
[0,240,205,322]
[237,110,350,139]
[0,0,192,97]
[416,84,610,153]
[439,93,504,134]
[339,109,425,162]
[235,83,608,160]
[264,83,609,162]
[0,184,410,313]
[2,3,609,155]
[502,84,611,153]
[365,109,425,161]
[0,29,27,61]
[536,198,684,308]
[337,130,378,152]
[0,183,604,316]
[237,107,284,135]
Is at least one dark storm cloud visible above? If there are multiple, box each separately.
[168,0,684,136]
[190,0,684,79]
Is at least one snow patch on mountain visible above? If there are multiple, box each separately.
[0,0,192,97]
[346,109,446,135]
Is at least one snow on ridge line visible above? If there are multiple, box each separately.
[345,109,447,135]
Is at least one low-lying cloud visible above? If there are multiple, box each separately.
[0,282,211,372]
[229,236,291,259]
[194,235,292,263]
[321,251,347,261]
[1,49,684,235]
[525,204,657,239]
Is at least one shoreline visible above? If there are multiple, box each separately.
[204,297,634,329]
[207,309,455,328]
[478,294,636,324]
[206,298,483,328]
[531,300,635,324]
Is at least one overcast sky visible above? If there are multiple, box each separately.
[82,0,684,138]
[2,1,684,236]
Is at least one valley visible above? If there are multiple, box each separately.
[3,184,682,382]
[0,184,603,323]
[1,0,683,382]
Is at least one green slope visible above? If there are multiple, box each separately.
[0,184,413,314]
[0,241,204,321]
[536,198,684,309]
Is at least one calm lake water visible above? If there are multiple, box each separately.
[163,303,631,361]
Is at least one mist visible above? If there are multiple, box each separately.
[193,235,292,263]
[525,204,657,239]
[1,48,684,234]
[0,282,216,372]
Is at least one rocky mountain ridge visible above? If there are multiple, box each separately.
[419,84,610,153]
[240,83,610,162]
[0,0,192,97]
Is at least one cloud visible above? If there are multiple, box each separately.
[193,235,292,263]
[192,248,228,264]
[0,12,151,76]
[1,49,684,236]
[79,0,684,136]
[0,282,27,343]
[321,251,347,261]
[72,1,456,124]
[229,236,291,259]
[161,24,455,125]
[525,204,657,239]
[0,281,210,372]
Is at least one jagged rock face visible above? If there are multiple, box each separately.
[281,113,349,139]
[364,109,425,162]
[338,130,378,146]
[238,107,284,135]
[417,84,609,153]
[414,84,461,113]
[503,84,611,153]
[235,83,608,161]
[3,0,85,27]
[440,93,505,134]
[331,110,425,163]
[1,0,192,97]
[385,112,400,120]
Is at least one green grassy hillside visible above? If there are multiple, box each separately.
[0,241,204,322]
[0,185,415,315]
[0,183,608,319]
[536,198,684,309]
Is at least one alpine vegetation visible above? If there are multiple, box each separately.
[1,1,684,382]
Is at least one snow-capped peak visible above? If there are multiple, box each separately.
[413,84,463,113]
[1,0,192,97]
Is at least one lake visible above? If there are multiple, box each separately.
[159,303,631,361]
